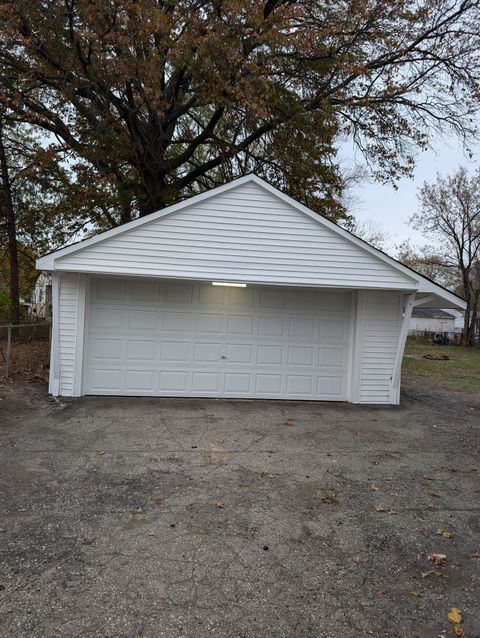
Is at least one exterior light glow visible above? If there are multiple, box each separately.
[212,281,247,288]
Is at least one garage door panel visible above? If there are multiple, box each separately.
[84,279,350,399]
[125,369,155,392]
[165,282,193,303]
[228,286,255,307]
[192,372,220,392]
[163,311,192,331]
[88,368,124,390]
[93,307,125,330]
[225,343,252,363]
[195,313,224,332]
[95,278,126,301]
[193,342,222,362]
[128,309,158,330]
[287,346,314,366]
[259,288,287,308]
[286,375,313,395]
[126,339,156,360]
[160,370,188,391]
[320,319,348,341]
[130,280,159,302]
[257,345,283,365]
[198,284,225,305]
[255,374,283,394]
[92,338,124,360]
[227,315,254,334]
[258,316,284,336]
[319,347,345,367]
[317,377,344,397]
[224,373,251,393]
[289,318,315,338]
[161,341,190,361]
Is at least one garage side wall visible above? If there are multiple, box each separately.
[357,291,403,404]
[50,272,86,396]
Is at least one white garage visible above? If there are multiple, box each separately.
[37,175,465,404]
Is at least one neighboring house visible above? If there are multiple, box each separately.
[409,308,455,335]
[36,175,466,405]
[29,273,52,320]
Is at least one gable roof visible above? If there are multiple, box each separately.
[37,174,466,309]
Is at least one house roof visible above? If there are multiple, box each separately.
[36,174,467,310]
[412,308,456,319]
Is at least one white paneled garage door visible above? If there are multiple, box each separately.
[84,278,351,399]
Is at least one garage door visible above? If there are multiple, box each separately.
[84,278,351,399]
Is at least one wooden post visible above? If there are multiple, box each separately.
[5,324,12,378]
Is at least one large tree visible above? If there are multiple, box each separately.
[0,0,479,228]
[405,167,480,346]
[0,118,78,322]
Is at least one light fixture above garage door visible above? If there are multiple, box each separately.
[211,281,247,287]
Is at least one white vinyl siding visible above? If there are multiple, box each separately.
[56,182,414,290]
[359,291,402,404]
[58,273,81,396]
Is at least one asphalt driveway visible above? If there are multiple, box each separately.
[1,382,479,638]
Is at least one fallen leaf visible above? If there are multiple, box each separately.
[132,507,144,514]
[215,500,225,509]
[419,528,430,538]
[371,484,380,491]
[422,474,434,480]
[468,550,480,558]
[351,556,360,564]
[410,591,423,597]
[448,608,464,637]
[262,472,274,479]
[96,450,105,456]
[428,553,446,565]
[448,609,462,624]
[428,491,441,498]
[376,504,386,512]
[437,529,454,539]
[421,570,445,578]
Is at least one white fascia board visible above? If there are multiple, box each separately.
[34,174,466,309]
[44,266,418,291]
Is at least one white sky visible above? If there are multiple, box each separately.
[343,137,479,255]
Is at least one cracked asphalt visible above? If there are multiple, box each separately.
[0,381,479,638]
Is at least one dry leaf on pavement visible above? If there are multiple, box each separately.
[437,529,454,539]
[448,608,464,637]
[428,553,446,565]
[215,500,225,509]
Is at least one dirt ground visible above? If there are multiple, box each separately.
[0,379,479,638]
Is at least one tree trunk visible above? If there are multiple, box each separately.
[468,290,479,346]
[138,169,169,217]
[0,119,20,325]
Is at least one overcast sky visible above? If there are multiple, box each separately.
[344,137,479,255]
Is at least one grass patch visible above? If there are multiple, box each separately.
[403,343,480,393]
